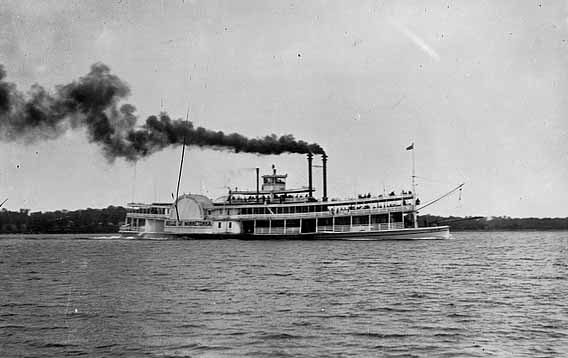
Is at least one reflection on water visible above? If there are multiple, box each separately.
[1,232,567,357]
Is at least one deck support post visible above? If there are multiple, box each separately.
[350,215,353,231]
[283,219,287,235]
[414,212,418,228]
[315,217,318,233]
[368,214,371,231]
[269,219,272,234]
[387,213,390,230]
[332,216,335,232]
[253,219,257,234]
[299,218,302,234]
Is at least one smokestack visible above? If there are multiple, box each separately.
[322,153,328,202]
[307,153,313,198]
[256,167,260,202]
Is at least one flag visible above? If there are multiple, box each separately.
[406,142,414,151]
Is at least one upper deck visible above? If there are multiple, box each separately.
[211,164,417,220]
[125,202,172,218]
[209,192,416,220]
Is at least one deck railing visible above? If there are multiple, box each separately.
[126,212,169,219]
[253,222,405,234]
[254,227,301,235]
[222,205,414,221]
[318,223,403,232]
[119,224,144,232]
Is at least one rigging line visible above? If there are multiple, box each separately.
[414,175,456,185]
[417,183,465,211]
[0,198,7,208]
[175,106,190,222]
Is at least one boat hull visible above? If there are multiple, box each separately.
[244,226,450,240]
[122,225,450,241]
[312,226,450,240]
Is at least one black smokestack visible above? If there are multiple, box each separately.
[0,63,325,161]
[322,153,328,202]
[307,152,313,198]
[256,167,260,202]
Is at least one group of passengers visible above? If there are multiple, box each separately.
[227,193,312,204]
[329,197,420,214]
[357,190,414,200]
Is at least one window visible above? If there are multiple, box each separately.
[229,222,232,229]
[218,222,222,228]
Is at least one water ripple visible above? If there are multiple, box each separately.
[1,231,568,357]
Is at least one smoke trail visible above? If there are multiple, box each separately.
[0,63,325,161]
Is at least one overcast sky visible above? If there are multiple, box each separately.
[0,0,567,217]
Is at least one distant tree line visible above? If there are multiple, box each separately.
[1,207,568,234]
[419,215,568,231]
[0,206,126,234]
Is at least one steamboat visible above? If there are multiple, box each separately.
[119,152,458,240]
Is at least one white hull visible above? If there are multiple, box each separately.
[120,225,450,241]
[312,226,450,240]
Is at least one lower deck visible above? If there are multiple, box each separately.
[242,211,412,235]
[120,211,420,236]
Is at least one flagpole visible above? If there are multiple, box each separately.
[411,142,417,228]
[412,143,415,198]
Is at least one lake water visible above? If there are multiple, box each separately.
[1,232,567,357]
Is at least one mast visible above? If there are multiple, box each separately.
[412,143,416,227]
[175,107,190,222]
[412,143,416,198]
[406,142,417,228]
[413,145,417,228]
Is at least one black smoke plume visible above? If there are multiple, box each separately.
[0,63,325,161]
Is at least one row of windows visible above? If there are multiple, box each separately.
[237,205,326,215]
[211,201,412,217]
[252,213,404,226]
[166,221,211,227]
[125,218,145,226]
[236,204,409,216]
[128,207,169,215]
[165,220,235,229]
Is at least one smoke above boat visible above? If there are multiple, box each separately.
[0,63,325,161]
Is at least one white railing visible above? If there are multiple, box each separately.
[126,213,169,219]
[165,226,212,234]
[253,221,406,235]
[333,225,352,232]
[285,227,301,234]
[221,205,414,220]
[254,227,302,235]
[317,225,334,232]
[119,224,144,232]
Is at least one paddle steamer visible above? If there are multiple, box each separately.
[119,153,451,240]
